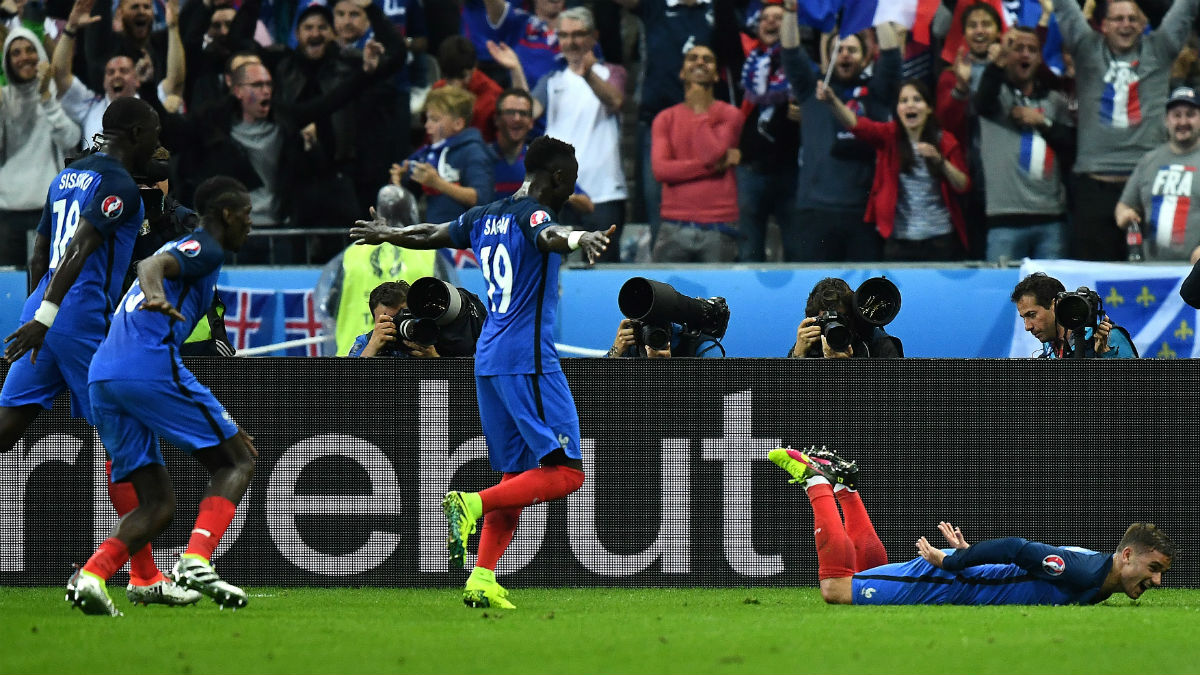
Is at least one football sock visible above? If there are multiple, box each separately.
[105,462,162,584]
[805,483,856,580]
[184,496,237,562]
[83,537,131,582]
[836,489,888,571]
[478,465,585,513]
[476,474,523,571]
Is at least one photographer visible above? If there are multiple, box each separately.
[787,278,903,359]
[1011,272,1137,359]
[607,318,672,358]
[347,281,438,358]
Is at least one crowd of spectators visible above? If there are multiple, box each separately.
[4,0,1200,267]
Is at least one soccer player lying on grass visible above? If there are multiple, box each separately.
[67,177,257,616]
[768,446,1177,605]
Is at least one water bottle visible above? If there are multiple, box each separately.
[1126,220,1145,262]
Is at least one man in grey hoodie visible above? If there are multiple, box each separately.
[0,27,82,268]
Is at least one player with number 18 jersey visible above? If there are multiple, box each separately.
[0,152,143,420]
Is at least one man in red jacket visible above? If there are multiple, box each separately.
[650,44,744,262]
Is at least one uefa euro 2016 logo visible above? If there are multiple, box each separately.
[1042,555,1066,576]
[101,195,124,219]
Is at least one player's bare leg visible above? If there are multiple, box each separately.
[69,464,175,616]
[170,431,256,609]
[0,404,40,452]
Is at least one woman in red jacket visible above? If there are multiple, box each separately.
[816,78,970,261]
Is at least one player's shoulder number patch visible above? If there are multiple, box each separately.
[529,210,551,227]
[176,239,202,257]
[1041,554,1066,576]
[101,195,124,219]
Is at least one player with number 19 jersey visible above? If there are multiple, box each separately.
[449,196,563,376]
[0,153,143,420]
[448,194,580,473]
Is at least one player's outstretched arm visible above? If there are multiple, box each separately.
[537,224,615,265]
[350,207,455,250]
[136,252,187,321]
[4,220,103,365]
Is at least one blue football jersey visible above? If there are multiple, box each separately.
[855,537,1114,606]
[89,229,225,382]
[22,153,144,340]
[448,196,562,375]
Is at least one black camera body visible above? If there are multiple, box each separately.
[627,319,672,353]
[1055,287,1105,331]
[814,311,853,352]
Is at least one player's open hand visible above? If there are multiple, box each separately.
[140,297,186,321]
[4,320,49,365]
[937,521,969,549]
[579,225,616,265]
[350,207,394,245]
[915,536,947,568]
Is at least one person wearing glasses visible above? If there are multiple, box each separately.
[491,88,593,214]
[1049,0,1200,261]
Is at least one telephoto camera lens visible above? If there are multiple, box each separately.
[395,316,438,346]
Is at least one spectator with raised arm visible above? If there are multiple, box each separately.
[0,27,81,268]
[529,6,626,261]
[782,9,902,261]
[1052,0,1200,260]
[479,0,563,90]
[54,0,185,149]
[974,27,1074,262]
[817,77,970,261]
[736,1,799,263]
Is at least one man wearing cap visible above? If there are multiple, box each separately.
[1116,86,1200,262]
[1051,0,1200,260]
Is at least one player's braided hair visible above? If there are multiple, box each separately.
[524,136,577,178]
[1119,523,1178,559]
[193,176,248,220]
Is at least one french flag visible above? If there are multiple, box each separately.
[1018,129,1055,180]
[1149,165,1195,248]
[839,0,921,37]
[1101,77,1143,128]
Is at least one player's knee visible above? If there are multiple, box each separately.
[819,578,853,605]
[144,495,176,532]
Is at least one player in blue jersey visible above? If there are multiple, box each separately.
[352,135,613,610]
[66,177,257,617]
[0,98,202,606]
[768,446,1177,606]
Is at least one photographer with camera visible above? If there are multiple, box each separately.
[616,277,730,358]
[787,278,904,359]
[608,318,672,358]
[347,281,436,358]
[1011,272,1137,359]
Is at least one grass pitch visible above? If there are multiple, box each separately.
[2,586,1199,674]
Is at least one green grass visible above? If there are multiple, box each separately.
[3,587,1200,674]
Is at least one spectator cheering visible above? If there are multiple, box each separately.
[818,78,970,261]
[651,43,743,263]
[1052,0,1200,260]
[1117,86,1200,262]
[974,27,1074,262]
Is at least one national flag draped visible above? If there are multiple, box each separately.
[1010,260,1199,359]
